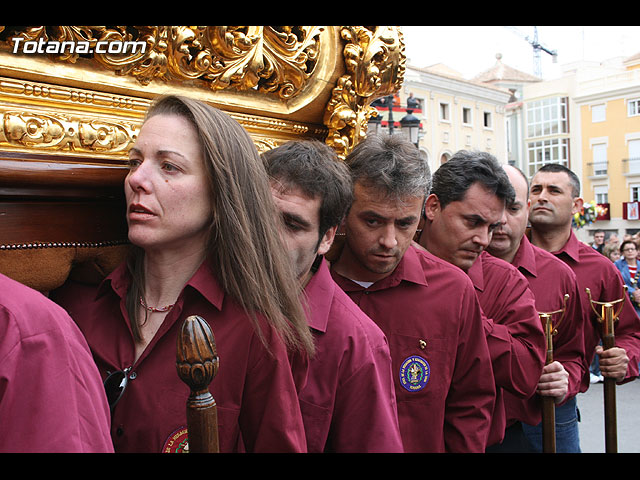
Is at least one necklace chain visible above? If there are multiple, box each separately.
[139,296,175,313]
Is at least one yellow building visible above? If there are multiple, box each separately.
[574,54,640,239]
[518,54,640,243]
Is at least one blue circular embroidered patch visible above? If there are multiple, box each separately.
[399,355,430,392]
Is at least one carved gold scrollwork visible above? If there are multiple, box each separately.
[0,26,405,159]
[324,26,405,158]
[2,26,324,100]
[1,111,137,154]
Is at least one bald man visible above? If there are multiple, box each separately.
[487,165,587,452]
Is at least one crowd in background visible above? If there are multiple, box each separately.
[590,229,640,382]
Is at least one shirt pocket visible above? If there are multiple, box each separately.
[216,405,241,451]
[298,399,332,453]
[389,332,448,403]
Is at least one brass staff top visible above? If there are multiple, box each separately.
[585,287,627,337]
[538,294,569,363]
[538,293,569,336]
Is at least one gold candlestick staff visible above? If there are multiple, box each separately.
[537,293,569,453]
[585,286,627,454]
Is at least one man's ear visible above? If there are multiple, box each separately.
[423,193,441,222]
[317,224,338,256]
[572,196,584,216]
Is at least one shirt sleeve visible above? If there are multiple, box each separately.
[552,277,589,402]
[326,331,404,452]
[606,267,640,383]
[0,306,113,453]
[482,270,546,399]
[444,281,496,452]
[238,324,308,452]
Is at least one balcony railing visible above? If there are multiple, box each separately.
[622,157,640,175]
[587,161,608,177]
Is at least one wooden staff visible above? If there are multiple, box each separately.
[586,287,626,454]
[538,294,569,454]
[176,315,220,453]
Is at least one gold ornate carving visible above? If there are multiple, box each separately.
[324,26,405,158]
[0,77,327,160]
[0,26,404,159]
[2,26,324,100]
[1,111,137,154]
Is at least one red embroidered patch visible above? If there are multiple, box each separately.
[162,427,189,453]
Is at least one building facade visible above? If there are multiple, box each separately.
[475,53,640,243]
[573,55,640,240]
[373,49,640,244]
[370,64,512,174]
[472,54,542,172]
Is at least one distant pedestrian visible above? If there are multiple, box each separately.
[591,229,605,254]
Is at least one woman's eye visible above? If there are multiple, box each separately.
[162,162,178,172]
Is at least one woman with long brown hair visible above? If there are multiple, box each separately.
[54,95,314,452]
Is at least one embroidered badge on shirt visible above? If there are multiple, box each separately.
[162,427,189,453]
[399,355,430,392]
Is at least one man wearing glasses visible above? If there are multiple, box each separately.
[614,240,640,317]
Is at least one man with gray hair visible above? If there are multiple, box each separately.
[417,150,545,451]
[263,140,403,452]
[330,135,496,452]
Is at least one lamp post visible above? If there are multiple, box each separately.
[386,94,395,135]
[400,109,420,148]
[367,112,382,136]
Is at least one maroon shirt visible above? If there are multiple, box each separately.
[0,273,113,453]
[331,245,495,453]
[294,258,403,452]
[468,251,546,445]
[53,261,307,453]
[503,235,587,426]
[547,230,640,391]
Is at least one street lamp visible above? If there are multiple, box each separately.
[367,112,382,136]
[386,94,395,135]
[400,109,420,147]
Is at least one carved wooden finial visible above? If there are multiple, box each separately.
[176,315,219,453]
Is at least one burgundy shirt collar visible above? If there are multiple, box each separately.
[552,230,581,263]
[365,245,429,291]
[467,251,488,291]
[302,257,335,333]
[511,235,538,278]
[97,259,225,311]
[330,244,429,292]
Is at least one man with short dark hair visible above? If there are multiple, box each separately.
[331,135,495,453]
[263,140,403,452]
[528,163,640,451]
[487,164,587,452]
[592,229,605,254]
[418,151,546,451]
